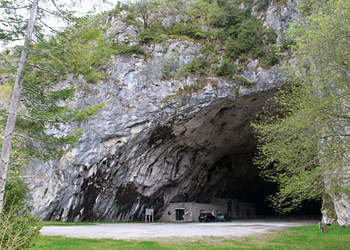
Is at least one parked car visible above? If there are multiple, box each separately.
[216,213,232,222]
[199,213,216,222]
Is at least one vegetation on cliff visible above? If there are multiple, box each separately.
[107,0,286,79]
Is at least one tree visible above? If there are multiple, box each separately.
[0,0,115,214]
[0,0,27,43]
[131,0,162,29]
[252,0,350,226]
[0,0,40,215]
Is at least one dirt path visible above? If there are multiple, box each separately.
[40,220,316,240]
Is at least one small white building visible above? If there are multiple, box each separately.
[160,199,256,222]
[160,202,227,222]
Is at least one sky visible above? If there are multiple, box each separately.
[0,0,126,49]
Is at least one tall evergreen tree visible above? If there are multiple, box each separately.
[0,0,115,213]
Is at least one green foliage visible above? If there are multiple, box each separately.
[160,49,180,78]
[138,24,166,44]
[235,76,255,88]
[0,178,41,250]
[252,0,350,213]
[0,0,27,43]
[114,42,145,55]
[0,83,12,105]
[276,0,288,6]
[215,58,236,77]
[128,0,279,73]
[256,0,270,11]
[0,208,41,250]
[0,15,110,164]
[166,22,188,36]
[260,47,279,68]
[226,18,264,61]
[265,28,277,44]
[182,57,212,75]
[211,2,243,28]
[125,13,139,25]
[2,179,28,214]
[28,17,115,84]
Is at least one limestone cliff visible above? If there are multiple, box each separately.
[24,0,324,222]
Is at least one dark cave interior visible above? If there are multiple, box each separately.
[170,92,322,218]
[195,152,322,217]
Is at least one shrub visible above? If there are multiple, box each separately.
[182,57,211,75]
[183,59,200,73]
[0,179,42,250]
[0,208,41,250]
[114,42,145,55]
[256,0,270,11]
[260,47,279,68]
[167,22,187,36]
[265,28,277,44]
[216,58,236,77]
[125,13,138,25]
[235,76,256,88]
[138,24,166,44]
[160,49,180,78]
[2,179,28,214]
[211,6,242,28]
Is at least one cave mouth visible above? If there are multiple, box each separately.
[194,152,322,218]
[168,92,322,219]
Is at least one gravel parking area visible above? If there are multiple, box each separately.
[40,220,316,240]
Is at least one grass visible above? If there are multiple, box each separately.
[31,224,350,250]
[40,221,96,226]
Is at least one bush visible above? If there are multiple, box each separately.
[160,49,180,78]
[125,13,138,25]
[265,28,277,44]
[211,6,242,28]
[2,179,28,214]
[0,208,41,250]
[167,22,187,36]
[256,0,270,11]
[0,179,42,250]
[235,76,256,88]
[216,58,236,77]
[166,22,208,40]
[183,59,200,73]
[182,57,211,75]
[114,42,145,55]
[260,47,279,68]
[138,24,166,44]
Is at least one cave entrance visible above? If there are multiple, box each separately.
[170,92,322,219]
[194,152,322,218]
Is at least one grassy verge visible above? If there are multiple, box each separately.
[31,225,350,250]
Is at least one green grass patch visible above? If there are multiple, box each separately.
[40,221,96,227]
[30,236,163,250]
[32,225,350,249]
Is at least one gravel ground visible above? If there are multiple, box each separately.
[40,220,316,240]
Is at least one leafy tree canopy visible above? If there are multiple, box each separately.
[252,0,350,214]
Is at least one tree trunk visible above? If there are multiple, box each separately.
[0,0,39,214]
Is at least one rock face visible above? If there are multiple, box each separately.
[27,53,279,221]
[24,1,307,222]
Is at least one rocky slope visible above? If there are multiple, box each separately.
[25,0,312,222]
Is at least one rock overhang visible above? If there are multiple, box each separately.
[23,0,306,221]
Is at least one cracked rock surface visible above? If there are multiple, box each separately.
[24,1,306,222]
